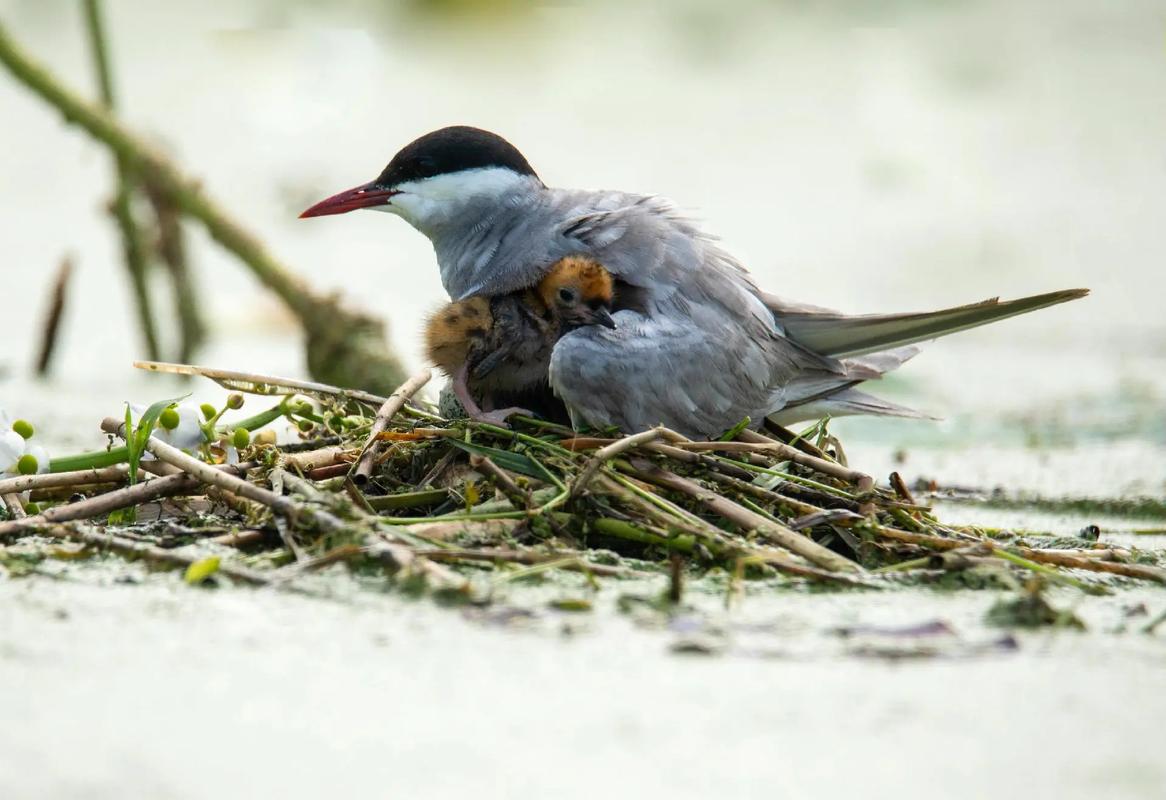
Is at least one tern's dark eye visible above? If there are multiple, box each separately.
[558,287,576,303]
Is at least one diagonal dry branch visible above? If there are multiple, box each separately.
[0,20,406,393]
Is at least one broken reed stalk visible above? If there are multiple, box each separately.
[55,521,271,586]
[469,455,530,511]
[0,464,130,496]
[353,368,432,484]
[0,22,407,392]
[872,524,1166,584]
[631,463,861,573]
[134,362,390,407]
[282,446,347,473]
[732,430,874,490]
[889,471,918,506]
[2,494,27,519]
[0,471,199,538]
[413,547,638,578]
[34,256,73,376]
[570,427,670,501]
[98,416,347,533]
[81,0,160,361]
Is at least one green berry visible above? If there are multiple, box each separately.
[159,407,181,430]
[16,454,38,475]
[226,393,245,410]
[200,403,217,421]
[231,428,251,449]
[12,419,34,439]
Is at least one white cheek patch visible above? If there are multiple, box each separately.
[388,167,533,230]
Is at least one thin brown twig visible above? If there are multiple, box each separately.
[34,256,73,376]
[0,464,129,496]
[56,521,271,585]
[570,427,667,501]
[889,471,918,506]
[631,463,862,573]
[414,546,643,578]
[353,368,432,484]
[0,471,199,538]
[872,524,1166,584]
[470,454,530,510]
[2,493,27,519]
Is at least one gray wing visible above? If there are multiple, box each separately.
[542,193,897,436]
[765,288,1089,358]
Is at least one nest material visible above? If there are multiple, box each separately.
[0,366,1162,598]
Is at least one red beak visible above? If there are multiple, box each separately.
[299,181,399,218]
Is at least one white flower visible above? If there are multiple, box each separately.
[128,403,206,454]
[0,429,24,474]
[0,409,49,476]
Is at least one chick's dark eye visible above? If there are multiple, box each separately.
[558,288,575,303]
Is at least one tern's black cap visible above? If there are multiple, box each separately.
[375,126,540,187]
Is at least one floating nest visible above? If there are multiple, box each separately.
[1,363,1163,601]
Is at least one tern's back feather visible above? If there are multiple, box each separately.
[427,182,1084,437]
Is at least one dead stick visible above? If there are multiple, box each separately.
[0,464,129,496]
[55,521,270,585]
[282,446,347,473]
[34,256,73,376]
[134,362,390,407]
[353,368,431,484]
[99,417,344,532]
[570,427,666,501]
[685,435,873,489]
[644,441,756,480]
[414,547,641,578]
[633,464,861,573]
[889,471,917,506]
[873,525,1166,584]
[2,493,27,519]
[470,454,530,510]
[0,471,199,538]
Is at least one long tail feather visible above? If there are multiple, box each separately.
[768,388,936,426]
[772,288,1088,358]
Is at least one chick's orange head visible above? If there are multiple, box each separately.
[538,255,614,310]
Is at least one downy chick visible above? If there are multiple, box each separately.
[425,255,616,425]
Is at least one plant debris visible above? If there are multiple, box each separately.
[1,364,1164,612]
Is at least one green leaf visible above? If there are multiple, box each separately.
[107,506,137,525]
[447,439,544,479]
[125,396,187,484]
[184,555,221,585]
[719,416,751,442]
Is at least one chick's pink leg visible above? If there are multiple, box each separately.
[450,366,531,427]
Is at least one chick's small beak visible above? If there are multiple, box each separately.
[299,181,399,218]
[589,307,617,330]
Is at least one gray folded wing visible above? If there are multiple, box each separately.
[767,288,1089,358]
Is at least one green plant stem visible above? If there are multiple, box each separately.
[991,548,1107,595]
[81,0,159,360]
[49,446,131,473]
[592,517,696,554]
